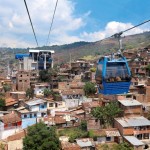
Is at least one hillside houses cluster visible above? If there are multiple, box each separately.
[0,46,150,149]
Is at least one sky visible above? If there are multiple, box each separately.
[0,0,150,48]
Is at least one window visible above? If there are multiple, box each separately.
[20,75,22,77]
[55,103,58,108]
[58,102,62,106]
[34,114,37,117]
[30,114,32,118]
[19,80,22,82]
[24,114,27,118]
[126,95,132,98]
[41,105,45,108]
[106,137,111,141]
[8,123,12,127]
[105,62,130,82]
[49,103,53,107]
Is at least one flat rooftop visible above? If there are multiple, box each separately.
[29,49,55,53]
[124,136,144,146]
[26,99,46,106]
[115,116,150,127]
[10,91,26,94]
[118,99,142,106]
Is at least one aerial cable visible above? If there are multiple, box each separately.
[24,0,39,47]
[46,0,59,46]
[101,19,150,42]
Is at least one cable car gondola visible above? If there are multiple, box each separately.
[95,53,131,95]
[95,20,150,95]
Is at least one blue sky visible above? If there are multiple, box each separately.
[74,0,150,33]
[0,0,150,47]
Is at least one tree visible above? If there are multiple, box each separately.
[3,84,11,92]
[146,64,150,76]
[112,142,133,150]
[0,98,5,111]
[26,88,34,99]
[39,70,50,82]
[23,122,60,150]
[92,102,122,127]
[90,67,96,72]
[0,143,5,150]
[39,69,57,82]
[147,109,150,120]
[79,120,87,131]
[83,82,97,96]
[105,102,122,126]
[43,88,52,97]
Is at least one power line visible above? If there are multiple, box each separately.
[24,0,39,47]
[46,0,59,46]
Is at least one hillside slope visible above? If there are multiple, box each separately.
[0,31,150,69]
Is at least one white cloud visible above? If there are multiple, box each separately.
[8,21,13,29]
[0,0,149,48]
[80,21,149,42]
[0,37,35,48]
[0,0,87,47]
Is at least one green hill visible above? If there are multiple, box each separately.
[0,31,150,69]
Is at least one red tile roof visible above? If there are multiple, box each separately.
[82,101,100,109]
[5,97,18,106]
[61,89,84,95]
[61,142,81,150]
[0,112,21,124]
[54,116,66,124]
[7,129,27,141]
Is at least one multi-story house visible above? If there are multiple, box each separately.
[15,49,54,71]
[118,99,142,117]
[32,83,50,97]
[114,116,150,140]
[71,59,91,75]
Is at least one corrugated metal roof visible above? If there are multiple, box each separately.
[26,99,46,106]
[115,116,150,127]
[124,136,144,146]
[118,99,142,106]
[15,54,30,59]
[76,138,94,147]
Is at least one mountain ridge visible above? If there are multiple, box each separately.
[0,31,150,68]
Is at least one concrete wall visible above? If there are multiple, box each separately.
[0,128,21,139]
[34,87,45,96]
[16,71,30,91]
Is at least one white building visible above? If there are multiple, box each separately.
[15,49,55,71]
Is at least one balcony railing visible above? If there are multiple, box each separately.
[133,129,150,135]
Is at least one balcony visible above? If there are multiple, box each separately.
[134,129,150,135]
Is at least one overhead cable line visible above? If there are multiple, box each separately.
[46,0,59,46]
[24,0,39,47]
[101,19,150,42]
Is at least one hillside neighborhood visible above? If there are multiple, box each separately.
[0,45,150,150]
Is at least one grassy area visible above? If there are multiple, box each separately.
[58,127,88,143]
[96,143,118,150]
[82,55,98,61]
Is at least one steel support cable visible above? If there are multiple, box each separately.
[100,19,150,42]
[46,0,59,46]
[24,0,39,47]
[122,19,150,33]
